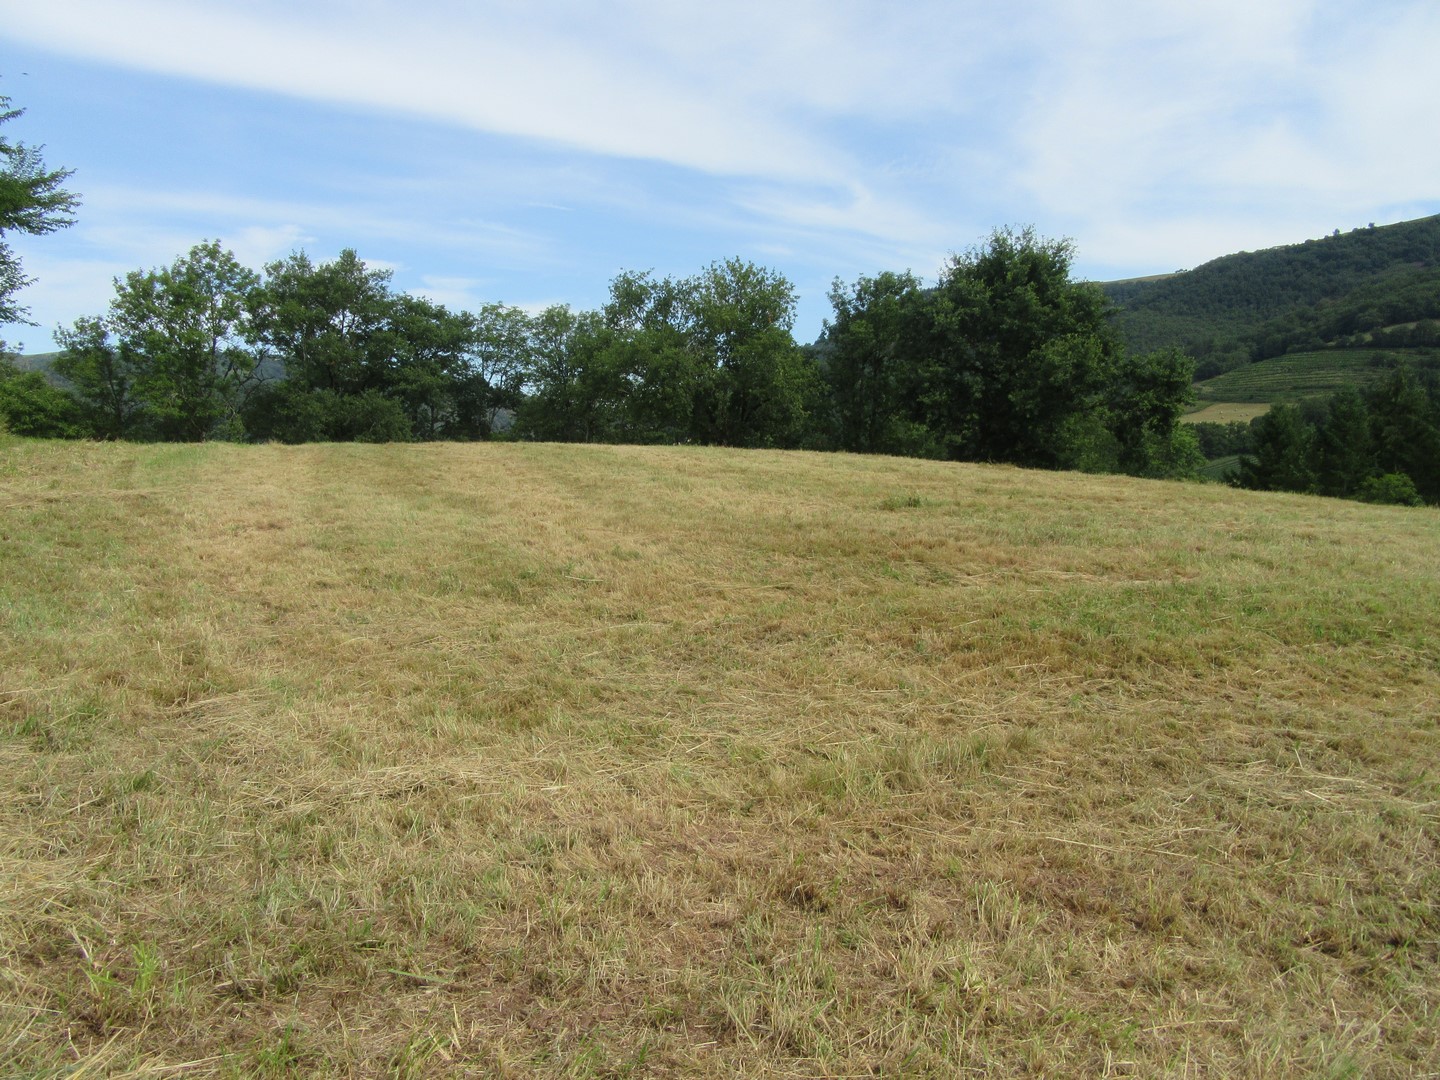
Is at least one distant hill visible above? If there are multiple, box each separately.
[1101,215,1440,379]
[7,350,62,375]
[5,348,287,387]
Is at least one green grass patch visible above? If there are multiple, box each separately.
[1182,402,1270,425]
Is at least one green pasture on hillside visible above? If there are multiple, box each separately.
[1194,348,1439,404]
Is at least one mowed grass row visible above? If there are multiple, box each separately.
[2,439,1438,1077]
[1195,349,1438,404]
[1181,403,1271,426]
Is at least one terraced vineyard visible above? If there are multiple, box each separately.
[1194,348,1439,404]
[1196,453,1241,481]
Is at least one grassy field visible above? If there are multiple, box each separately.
[1181,403,1271,426]
[2,438,1439,1077]
[1194,349,1439,405]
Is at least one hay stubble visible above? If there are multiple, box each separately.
[2,440,1438,1076]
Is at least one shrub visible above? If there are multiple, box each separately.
[0,367,84,437]
[242,384,413,443]
[1357,472,1425,507]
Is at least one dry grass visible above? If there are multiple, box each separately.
[1181,403,1272,425]
[2,438,1438,1077]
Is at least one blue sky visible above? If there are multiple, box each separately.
[2,0,1437,351]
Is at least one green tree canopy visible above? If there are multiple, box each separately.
[1313,386,1375,498]
[931,228,1119,467]
[1368,366,1440,502]
[250,249,395,396]
[0,95,79,329]
[0,355,82,437]
[518,261,816,448]
[1104,346,1202,478]
[1237,404,1316,493]
[686,259,814,448]
[515,304,611,442]
[822,270,932,456]
[821,229,1195,474]
[52,315,143,439]
[103,241,262,440]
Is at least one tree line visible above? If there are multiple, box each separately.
[1234,370,1440,505]
[5,92,1435,502]
[1,231,1204,480]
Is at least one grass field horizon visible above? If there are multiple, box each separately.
[2,438,1438,1076]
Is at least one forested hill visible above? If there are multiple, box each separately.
[1101,214,1440,378]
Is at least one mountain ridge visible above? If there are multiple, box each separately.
[1099,214,1440,378]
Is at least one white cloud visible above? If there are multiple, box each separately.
[0,0,845,181]
[412,275,491,311]
[223,224,317,271]
[2,0,1437,348]
[75,184,552,266]
[999,0,1439,268]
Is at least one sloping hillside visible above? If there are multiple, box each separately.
[4,350,62,375]
[1102,215,1440,377]
[1194,347,1440,405]
[3,439,1438,1076]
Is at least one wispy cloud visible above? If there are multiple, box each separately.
[76,183,555,267]
[0,0,845,180]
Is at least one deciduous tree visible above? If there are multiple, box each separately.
[931,228,1119,467]
[823,271,933,456]
[251,249,394,396]
[1105,346,1202,477]
[1313,387,1374,497]
[0,353,82,436]
[106,241,261,440]
[686,259,815,448]
[0,95,79,328]
[52,315,143,439]
[1237,404,1316,493]
[1368,366,1440,502]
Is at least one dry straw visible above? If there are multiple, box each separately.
[2,439,1437,1076]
